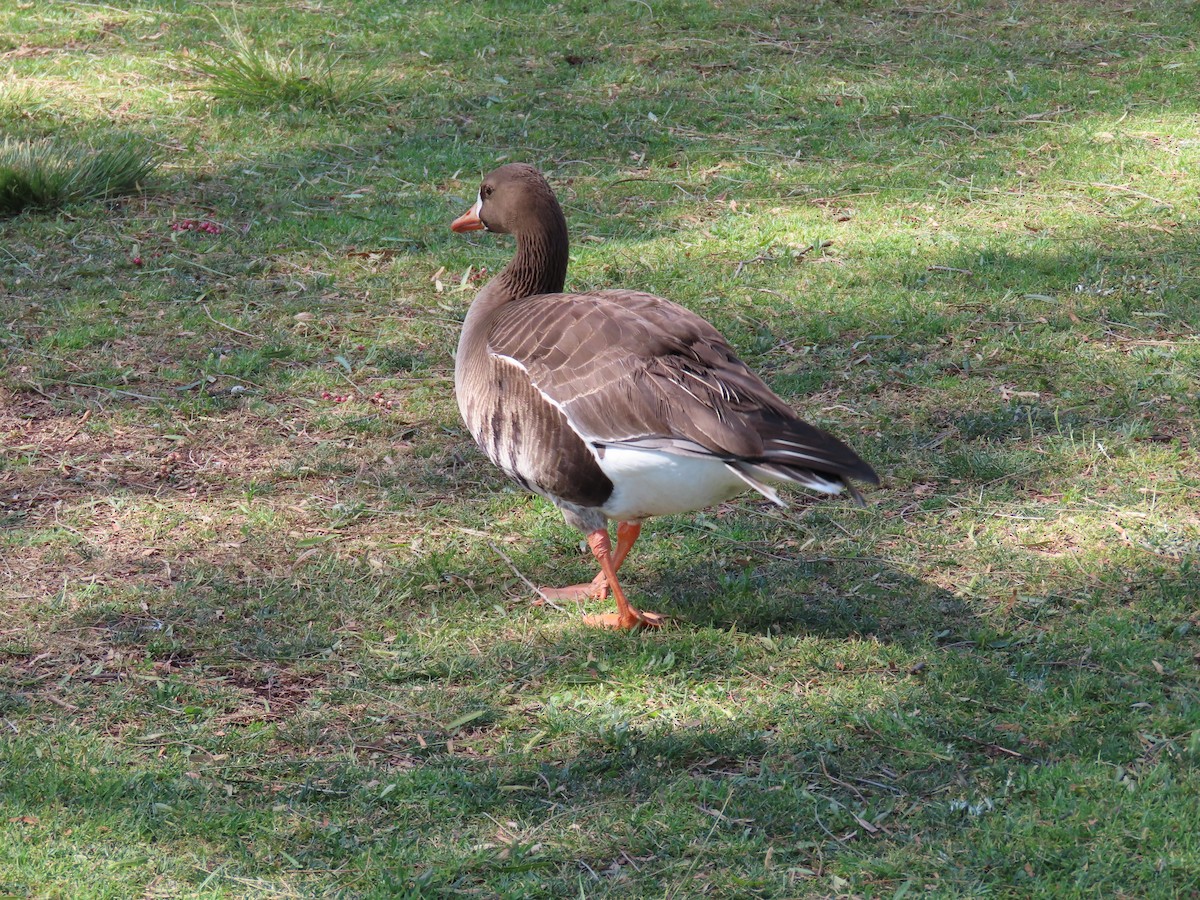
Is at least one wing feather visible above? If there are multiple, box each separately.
[486,289,877,488]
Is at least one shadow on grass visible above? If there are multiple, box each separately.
[4,555,1197,896]
[2,508,1196,891]
[643,555,962,638]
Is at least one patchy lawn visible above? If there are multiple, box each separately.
[2,0,1198,896]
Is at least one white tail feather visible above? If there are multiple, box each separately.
[738,462,844,496]
[726,464,787,507]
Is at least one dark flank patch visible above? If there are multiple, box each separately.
[470,358,613,509]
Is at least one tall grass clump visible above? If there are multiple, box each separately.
[191,29,387,110]
[0,137,158,217]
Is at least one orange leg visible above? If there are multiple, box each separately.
[538,521,642,602]
[612,521,641,571]
[581,527,664,630]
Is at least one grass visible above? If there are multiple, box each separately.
[0,137,157,216]
[189,26,391,110]
[1,0,1199,896]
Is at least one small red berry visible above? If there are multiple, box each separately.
[132,256,143,266]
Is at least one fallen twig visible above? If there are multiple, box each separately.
[489,542,563,610]
[203,304,263,340]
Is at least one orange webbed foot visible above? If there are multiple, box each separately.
[535,571,609,603]
[583,609,666,630]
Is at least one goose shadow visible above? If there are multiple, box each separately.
[620,554,963,642]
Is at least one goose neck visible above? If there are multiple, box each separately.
[497,219,568,301]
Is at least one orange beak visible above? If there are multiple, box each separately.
[451,200,484,233]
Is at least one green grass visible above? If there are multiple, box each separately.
[1,0,1199,897]
[189,26,391,110]
[0,137,157,216]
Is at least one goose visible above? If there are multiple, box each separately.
[451,164,878,629]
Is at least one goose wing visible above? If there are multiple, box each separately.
[486,290,878,489]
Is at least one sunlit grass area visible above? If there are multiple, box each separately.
[1,0,1198,897]
[189,25,392,111]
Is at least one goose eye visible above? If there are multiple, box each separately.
[481,184,493,199]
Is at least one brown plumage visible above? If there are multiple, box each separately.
[452,163,878,629]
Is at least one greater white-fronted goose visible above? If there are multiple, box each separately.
[451,163,878,629]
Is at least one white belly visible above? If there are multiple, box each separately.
[595,445,748,521]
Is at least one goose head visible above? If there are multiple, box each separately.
[451,163,565,236]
